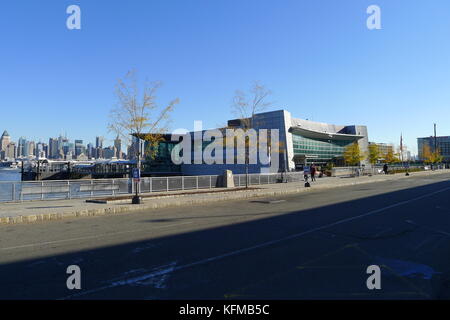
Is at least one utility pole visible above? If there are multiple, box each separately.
[401,133,409,176]
[433,123,437,170]
[245,135,249,189]
[434,123,437,153]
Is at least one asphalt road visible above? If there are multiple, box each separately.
[1,173,450,299]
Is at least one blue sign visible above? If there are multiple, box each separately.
[132,168,141,180]
[303,166,311,174]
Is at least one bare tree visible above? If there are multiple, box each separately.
[231,82,273,187]
[108,70,179,202]
[232,82,273,130]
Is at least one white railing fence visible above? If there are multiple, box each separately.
[0,173,304,203]
[1,166,443,203]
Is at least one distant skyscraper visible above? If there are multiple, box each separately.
[49,138,59,159]
[95,136,104,159]
[0,130,11,160]
[75,139,85,158]
[114,136,122,159]
[103,146,116,159]
[5,142,16,159]
[86,143,94,159]
[17,137,27,158]
[26,141,35,158]
[42,143,48,158]
[36,142,47,159]
[96,136,103,149]
[63,142,74,159]
[95,147,103,159]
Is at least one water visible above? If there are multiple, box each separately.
[0,169,21,202]
[0,169,21,182]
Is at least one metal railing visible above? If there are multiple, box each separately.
[0,173,305,203]
[333,165,449,177]
[233,172,304,186]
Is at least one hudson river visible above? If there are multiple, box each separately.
[0,169,21,182]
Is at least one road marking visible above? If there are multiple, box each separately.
[0,222,193,251]
[373,227,393,238]
[405,220,450,237]
[413,237,436,251]
[62,185,450,299]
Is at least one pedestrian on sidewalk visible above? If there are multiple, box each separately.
[383,164,389,175]
[311,164,317,182]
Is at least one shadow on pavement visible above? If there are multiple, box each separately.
[1,179,450,299]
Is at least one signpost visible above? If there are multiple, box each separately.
[132,168,141,204]
[132,168,141,181]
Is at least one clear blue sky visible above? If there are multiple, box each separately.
[1,0,450,154]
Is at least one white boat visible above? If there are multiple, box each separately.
[0,167,18,171]
[0,162,18,170]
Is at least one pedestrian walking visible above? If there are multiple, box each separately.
[383,164,388,174]
[311,164,316,182]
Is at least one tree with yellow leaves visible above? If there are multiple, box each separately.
[384,149,400,164]
[368,144,380,165]
[422,144,444,165]
[108,70,179,201]
[343,142,365,166]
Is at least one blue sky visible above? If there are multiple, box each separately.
[1,0,450,154]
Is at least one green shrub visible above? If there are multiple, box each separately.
[388,168,423,174]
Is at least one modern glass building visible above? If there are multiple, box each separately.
[292,135,355,166]
[137,110,370,175]
[238,110,369,171]
[418,136,450,162]
[134,133,182,175]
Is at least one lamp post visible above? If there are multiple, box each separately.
[244,135,250,188]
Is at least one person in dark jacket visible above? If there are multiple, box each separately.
[383,164,388,174]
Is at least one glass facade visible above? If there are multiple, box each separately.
[292,134,355,164]
[418,137,450,161]
[142,141,181,174]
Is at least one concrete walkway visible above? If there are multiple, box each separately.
[0,170,448,225]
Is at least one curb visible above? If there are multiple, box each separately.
[1,170,448,225]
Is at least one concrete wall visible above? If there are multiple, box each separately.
[346,125,370,166]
